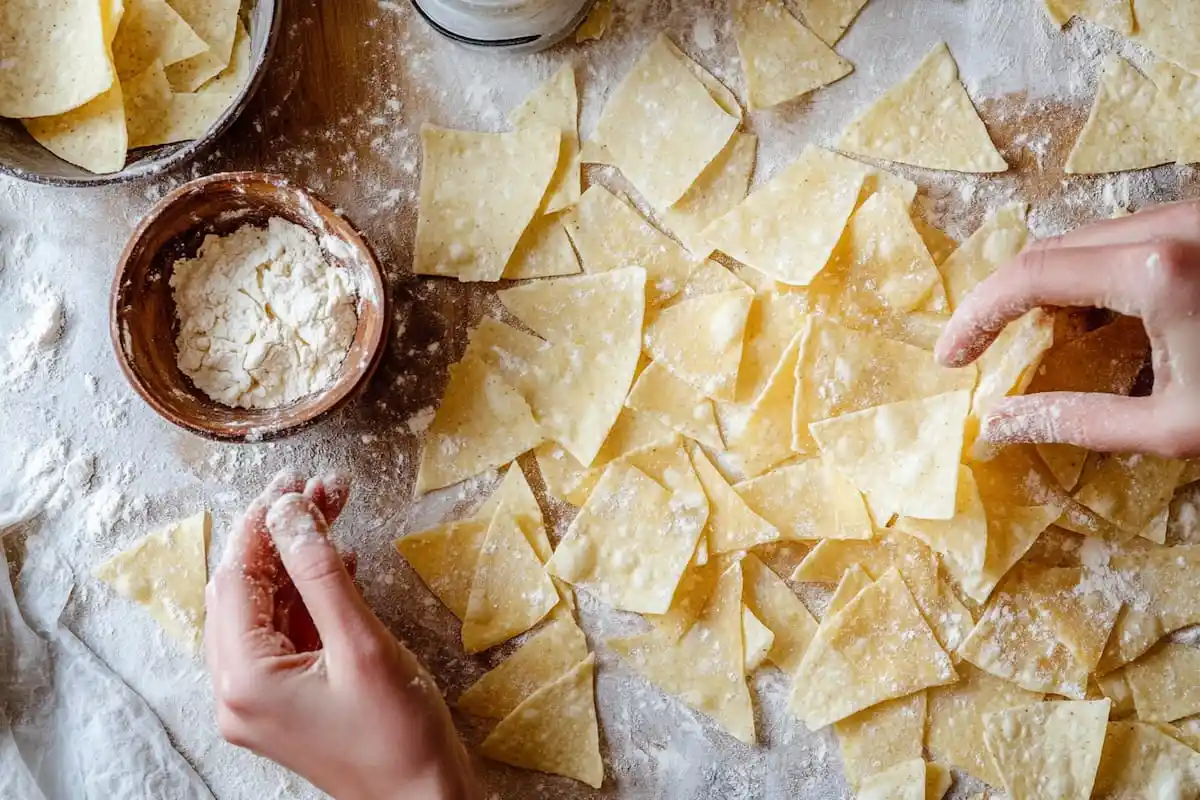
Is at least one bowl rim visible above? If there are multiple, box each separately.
[110,170,392,443]
[0,0,281,188]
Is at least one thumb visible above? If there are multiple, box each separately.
[265,493,376,654]
[981,392,1169,454]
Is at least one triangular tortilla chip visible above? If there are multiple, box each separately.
[790,0,870,45]
[415,357,544,494]
[810,390,971,521]
[727,330,805,477]
[499,264,645,346]
[1150,59,1200,165]
[742,606,775,672]
[611,561,756,743]
[927,663,1043,787]
[645,553,727,642]
[590,35,739,209]
[790,568,957,729]
[509,63,580,213]
[966,501,1061,603]
[1123,643,1200,723]
[627,361,724,450]
[472,463,552,562]
[163,0,241,91]
[690,447,779,553]
[855,758,928,800]
[92,510,210,652]
[835,694,927,792]
[1043,0,1134,33]
[838,42,1007,173]
[826,563,873,617]
[414,124,560,282]
[731,0,853,110]
[503,215,581,280]
[112,0,208,78]
[735,460,872,542]
[1094,721,1200,797]
[735,291,808,404]
[458,617,589,719]
[395,520,489,619]
[793,316,977,451]
[462,500,560,653]
[938,203,1029,310]
[644,290,753,401]
[967,308,1055,450]
[741,554,819,674]
[481,654,604,788]
[1065,56,1178,175]
[703,145,869,286]
[661,133,758,256]
[896,465,988,598]
[548,463,703,614]
[1100,545,1200,672]
[1074,453,1184,537]
[982,700,1110,800]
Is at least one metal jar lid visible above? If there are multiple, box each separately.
[411,0,597,53]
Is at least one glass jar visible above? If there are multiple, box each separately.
[411,0,597,53]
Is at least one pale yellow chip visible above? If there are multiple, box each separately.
[689,447,779,553]
[24,80,127,174]
[939,203,1029,310]
[1100,545,1200,672]
[913,217,960,267]
[661,133,758,256]
[927,663,1043,788]
[735,292,809,404]
[1122,643,1200,723]
[611,561,756,744]
[1074,454,1185,536]
[792,316,977,452]
[810,390,971,522]
[1131,0,1200,76]
[968,308,1055,449]
[122,59,173,149]
[967,501,1061,603]
[481,654,604,788]
[838,42,1007,173]
[674,259,749,302]
[731,0,853,110]
[826,562,872,617]
[548,463,703,615]
[591,34,738,209]
[163,0,241,92]
[735,460,872,542]
[1043,0,1134,33]
[575,0,612,42]
[458,617,589,719]
[560,186,699,307]
[727,331,804,477]
[643,289,753,401]
[395,519,490,619]
[1150,59,1200,165]
[896,466,988,599]
[741,553,819,674]
[790,0,870,45]
[982,700,1111,800]
[414,357,544,494]
[1139,503,1171,545]
[472,462,551,562]
[702,145,869,286]
[790,568,957,729]
[1094,720,1200,797]
[855,758,928,800]
[834,693,927,791]
[626,361,724,450]
[645,553,726,642]
[112,0,208,78]
[742,606,775,672]
[0,0,115,118]
[660,36,743,121]
[1065,56,1179,174]
[502,214,581,280]
[92,510,210,652]
[414,124,560,283]
[509,63,580,214]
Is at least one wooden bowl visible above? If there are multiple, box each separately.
[0,1,279,187]
[111,172,390,442]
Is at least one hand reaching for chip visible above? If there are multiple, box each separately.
[936,200,1200,459]
[205,470,480,800]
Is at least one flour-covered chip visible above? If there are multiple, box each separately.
[731,0,853,110]
[741,554,819,674]
[509,63,580,213]
[646,553,726,642]
[92,510,210,652]
[481,654,604,788]
[790,568,956,729]
[1100,545,1200,672]
[736,460,872,542]
[395,520,490,619]
[163,0,241,92]
[1066,55,1179,174]
[1074,453,1184,537]
[742,607,774,672]
[834,693,927,791]
[112,0,208,78]
[735,292,808,404]
[611,561,756,743]
[967,501,1060,603]
[661,133,757,256]
[703,146,869,286]
[548,463,703,614]
[1122,643,1200,723]
[896,466,988,599]
[590,34,738,209]
[968,308,1054,448]
[1043,0,1134,33]
[939,204,1030,309]
[503,215,581,280]
[982,700,1110,800]
[690,448,779,553]
[472,464,549,556]
[560,186,698,306]
[1151,59,1200,165]
[458,617,589,719]
[1130,0,1200,74]
[627,362,724,450]
[1094,720,1200,797]
[810,390,971,522]
[826,563,873,616]
[793,317,977,452]
[0,0,115,118]
[727,331,804,477]
[838,43,1007,173]
[644,290,753,401]
[415,124,560,282]
[927,663,1043,788]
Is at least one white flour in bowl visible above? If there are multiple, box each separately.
[170,217,358,410]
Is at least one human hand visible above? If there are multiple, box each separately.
[936,200,1200,459]
[205,470,479,800]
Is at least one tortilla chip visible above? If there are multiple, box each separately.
[509,63,580,213]
[834,692,927,791]
[982,700,1110,800]
[661,133,758,255]
[643,289,753,401]
[503,214,581,280]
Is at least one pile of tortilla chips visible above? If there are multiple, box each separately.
[397,32,1200,799]
[0,0,252,174]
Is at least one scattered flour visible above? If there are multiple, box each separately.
[1,277,65,388]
